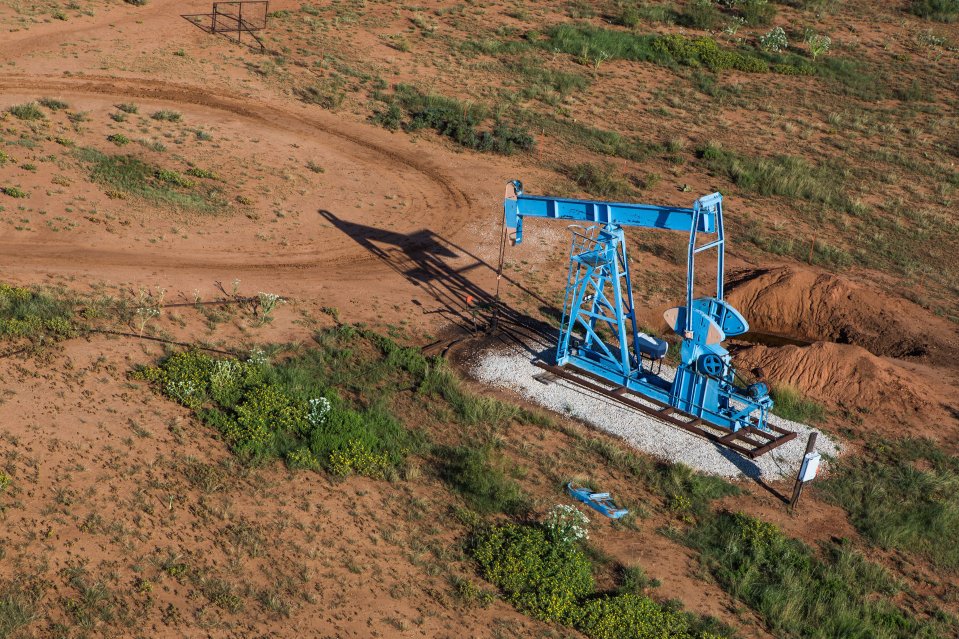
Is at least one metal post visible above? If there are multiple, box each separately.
[789,432,818,511]
[211,2,218,32]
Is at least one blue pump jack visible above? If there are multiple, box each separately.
[504,181,790,448]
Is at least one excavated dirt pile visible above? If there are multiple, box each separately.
[725,266,959,360]
[736,342,956,441]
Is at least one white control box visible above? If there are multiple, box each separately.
[799,452,821,482]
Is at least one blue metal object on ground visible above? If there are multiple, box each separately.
[504,181,774,435]
[566,482,629,519]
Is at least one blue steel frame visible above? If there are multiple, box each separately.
[504,181,772,433]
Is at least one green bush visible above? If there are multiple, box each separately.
[684,511,939,639]
[135,334,421,474]
[1,186,28,198]
[116,103,139,114]
[474,523,728,638]
[107,133,130,146]
[578,594,697,639]
[821,439,959,571]
[473,524,593,623]
[7,103,44,120]
[910,0,959,21]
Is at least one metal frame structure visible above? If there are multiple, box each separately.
[504,181,795,456]
[183,0,269,51]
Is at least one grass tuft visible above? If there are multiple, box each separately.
[685,511,940,639]
[769,385,826,423]
[6,103,44,121]
[821,438,959,570]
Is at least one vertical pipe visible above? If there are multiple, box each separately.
[715,200,724,300]
[685,205,698,335]
[608,229,631,378]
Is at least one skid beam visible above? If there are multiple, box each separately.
[535,361,796,459]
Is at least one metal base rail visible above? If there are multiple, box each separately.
[534,361,796,459]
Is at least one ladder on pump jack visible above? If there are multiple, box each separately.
[498,181,795,458]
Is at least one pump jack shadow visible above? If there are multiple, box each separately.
[318,210,553,353]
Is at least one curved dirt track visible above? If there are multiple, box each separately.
[0,74,473,274]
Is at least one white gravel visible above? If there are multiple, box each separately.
[470,339,840,480]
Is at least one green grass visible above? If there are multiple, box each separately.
[0,284,74,342]
[1,186,28,199]
[769,385,826,423]
[106,133,130,146]
[0,581,39,635]
[150,109,181,122]
[73,148,222,211]
[116,103,139,114]
[820,438,959,571]
[910,0,959,21]
[697,142,856,213]
[684,511,947,639]
[566,162,633,199]
[438,445,529,515]
[372,85,534,155]
[543,25,810,75]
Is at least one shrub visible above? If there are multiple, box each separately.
[758,26,788,52]
[155,169,195,188]
[578,594,695,639]
[474,523,727,638]
[614,3,642,27]
[910,0,959,21]
[295,78,345,110]
[804,31,831,59]
[135,333,422,475]
[473,524,593,623]
[1,186,28,198]
[38,97,69,111]
[542,504,589,544]
[150,110,181,122]
[107,133,130,146]
[185,167,217,179]
[116,103,139,113]
[375,85,534,155]
[7,103,44,121]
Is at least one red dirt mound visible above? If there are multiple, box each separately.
[725,267,959,361]
[737,341,957,441]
